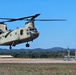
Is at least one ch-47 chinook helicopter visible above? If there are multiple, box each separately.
[0,14,66,49]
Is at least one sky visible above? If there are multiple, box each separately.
[0,0,76,49]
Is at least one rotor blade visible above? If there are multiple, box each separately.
[0,15,37,22]
[0,18,13,20]
[0,14,40,22]
[34,19,67,21]
[30,14,40,21]
[0,16,32,20]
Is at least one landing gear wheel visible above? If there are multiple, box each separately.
[12,42,16,46]
[9,46,12,49]
[26,43,30,47]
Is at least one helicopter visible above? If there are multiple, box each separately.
[0,14,66,49]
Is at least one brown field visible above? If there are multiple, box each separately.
[0,63,76,75]
[0,58,76,63]
[0,58,76,75]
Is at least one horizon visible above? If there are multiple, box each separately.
[0,47,76,50]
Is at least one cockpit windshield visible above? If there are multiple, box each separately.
[27,27,37,32]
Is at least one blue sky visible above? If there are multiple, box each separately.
[0,0,76,49]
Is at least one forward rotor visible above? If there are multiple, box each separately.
[0,14,66,24]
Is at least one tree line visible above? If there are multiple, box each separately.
[0,50,75,58]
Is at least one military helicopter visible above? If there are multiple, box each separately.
[0,14,66,49]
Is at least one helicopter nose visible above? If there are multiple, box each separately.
[31,32,39,40]
[33,32,39,38]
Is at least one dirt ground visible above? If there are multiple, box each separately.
[0,58,76,63]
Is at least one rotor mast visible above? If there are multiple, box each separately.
[25,14,40,28]
[25,21,34,28]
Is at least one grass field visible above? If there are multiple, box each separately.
[0,63,76,75]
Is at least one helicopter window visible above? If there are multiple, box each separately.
[10,34,12,36]
[6,27,7,30]
[27,29,29,31]
[29,29,32,31]
[32,28,37,32]
[0,37,1,39]
[0,32,2,34]
[26,27,37,32]
[20,29,23,35]
[15,32,17,35]
[0,30,3,34]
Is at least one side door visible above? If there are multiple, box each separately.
[19,29,24,40]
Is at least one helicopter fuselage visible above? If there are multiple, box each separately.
[0,21,39,48]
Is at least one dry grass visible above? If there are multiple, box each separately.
[0,63,76,75]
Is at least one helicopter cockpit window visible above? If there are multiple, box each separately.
[27,27,37,32]
[33,28,37,32]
